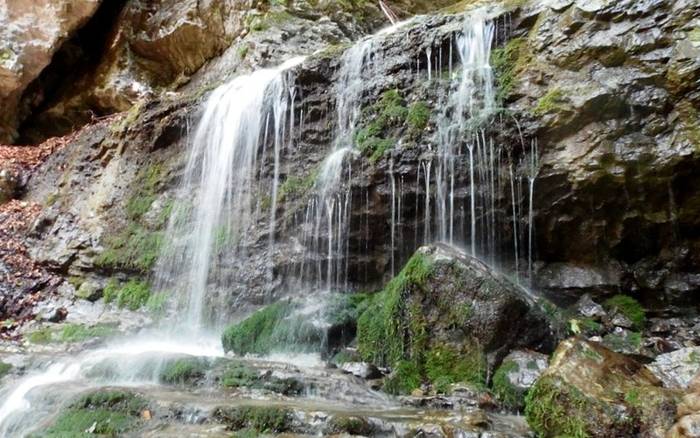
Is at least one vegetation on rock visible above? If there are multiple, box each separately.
[31,390,148,437]
[159,357,209,385]
[603,295,646,329]
[214,406,292,433]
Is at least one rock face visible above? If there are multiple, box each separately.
[526,338,679,438]
[648,347,700,390]
[0,0,101,142]
[668,373,700,438]
[356,244,554,394]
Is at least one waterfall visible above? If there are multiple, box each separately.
[155,57,304,330]
[0,58,306,435]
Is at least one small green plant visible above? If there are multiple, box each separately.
[215,406,292,433]
[383,360,421,395]
[146,292,168,315]
[59,323,115,343]
[533,88,568,116]
[524,376,590,438]
[160,358,208,385]
[238,45,249,59]
[492,360,522,409]
[115,280,151,311]
[407,101,430,132]
[603,295,646,329]
[0,361,12,379]
[103,278,119,303]
[278,169,318,202]
[28,327,53,344]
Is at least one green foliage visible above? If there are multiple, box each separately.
[160,358,209,385]
[603,331,642,352]
[407,101,430,132]
[603,295,646,329]
[357,252,434,367]
[0,361,11,379]
[145,291,169,315]
[491,37,528,103]
[126,164,163,221]
[425,344,486,392]
[221,300,322,355]
[533,88,568,116]
[238,45,249,59]
[59,323,115,343]
[115,280,151,311]
[492,360,522,409]
[103,278,119,303]
[95,224,164,273]
[354,89,410,164]
[28,327,53,344]
[525,376,590,438]
[33,390,147,438]
[220,362,260,388]
[383,360,422,395]
[328,416,373,435]
[215,406,292,433]
[278,168,318,202]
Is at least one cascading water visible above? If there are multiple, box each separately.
[0,59,306,436]
[154,57,305,330]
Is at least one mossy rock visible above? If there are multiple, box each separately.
[213,406,293,433]
[219,361,305,396]
[326,415,374,435]
[357,244,552,395]
[603,295,646,330]
[0,361,12,379]
[31,389,149,438]
[159,357,211,385]
[525,338,679,437]
[221,293,369,357]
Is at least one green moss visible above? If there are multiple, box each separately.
[215,406,292,433]
[67,276,84,289]
[357,252,434,367]
[328,416,373,435]
[114,280,151,311]
[354,89,410,164]
[603,331,642,352]
[533,88,568,116]
[95,224,164,273]
[491,37,528,103]
[160,358,209,385]
[59,323,115,343]
[221,300,322,355]
[238,45,249,59]
[103,278,119,303]
[492,360,522,409]
[145,291,168,315]
[28,327,53,344]
[688,27,700,43]
[32,390,148,438]
[383,360,422,395]
[315,43,351,60]
[425,344,486,391]
[357,253,486,394]
[603,295,646,329]
[407,101,430,132]
[0,361,12,379]
[278,168,318,202]
[220,362,260,388]
[525,376,591,438]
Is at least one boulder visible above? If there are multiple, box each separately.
[357,244,555,394]
[525,338,679,438]
[0,0,101,142]
[492,350,548,410]
[648,347,700,390]
[668,373,700,438]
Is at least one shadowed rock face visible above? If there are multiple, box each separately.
[8,0,700,323]
[0,0,102,143]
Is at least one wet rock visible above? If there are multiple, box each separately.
[535,262,622,302]
[602,327,643,355]
[668,373,700,438]
[525,338,679,438]
[357,244,554,395]
[340,362,382,380]
[75,280,102,302]
[575,293,606,319]
[647,347,700,390]
[0,168,19,203]
[492,350,548,410]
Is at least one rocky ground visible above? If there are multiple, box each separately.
[0,0,699,436]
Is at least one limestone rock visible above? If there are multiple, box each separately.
[649,347,700,390]
[0,0,101,142]
[526,338,679,438]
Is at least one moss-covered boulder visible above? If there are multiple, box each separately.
[33,389,149,437]
[221,293,368,357]
[525,338,679,438]
[357,244,554,394]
